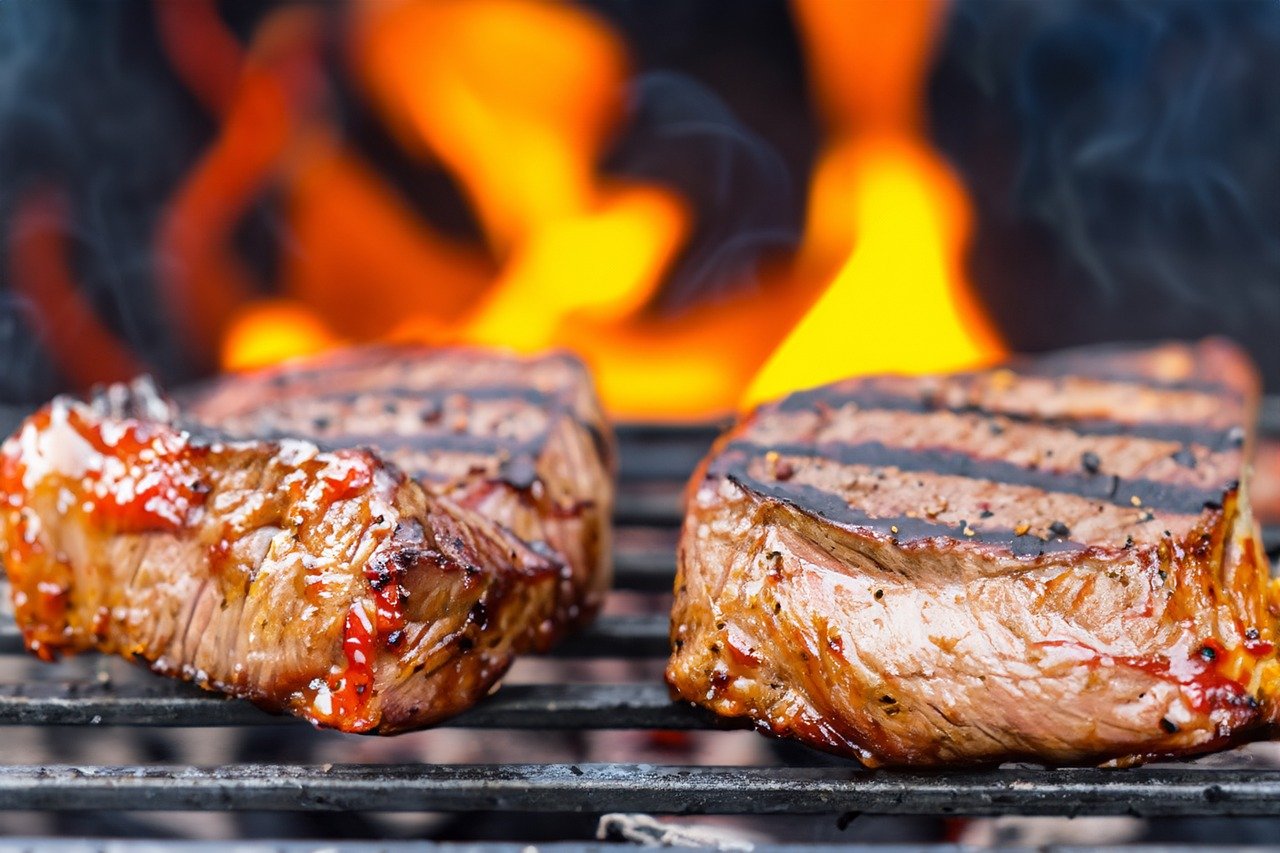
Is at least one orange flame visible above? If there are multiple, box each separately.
[8,187,144,387]
[745,0,1004,406]
[171,0,1005,418]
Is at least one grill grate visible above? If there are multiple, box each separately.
[0,417,1278,825]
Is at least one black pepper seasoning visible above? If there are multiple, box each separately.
[1081,451,1101,474]
[1048,521,1071,538]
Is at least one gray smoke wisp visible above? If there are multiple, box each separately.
[929,0,1280,387]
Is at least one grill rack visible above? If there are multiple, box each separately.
[0,415,1278,827]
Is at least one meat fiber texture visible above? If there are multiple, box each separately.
[0,346,614,734]
[667,339,1280,766]
[184,346,614,628]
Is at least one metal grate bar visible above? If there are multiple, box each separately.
[2,762,1280,817]
[611,492,683,527]
[0,682,712,729]
[611,550,677,592]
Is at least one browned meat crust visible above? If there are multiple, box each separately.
[183,345,615,628]
[0,345,613,735]
[667,339,1280,766]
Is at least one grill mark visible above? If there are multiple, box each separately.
[774,387,1240,450]
[184,424,549,461]
[239,348,582,388]
[333,432,549,459]
[1010,349,1243,396]
[723,472,1085,557]
[243,384,561,409]
[716,440,1229,516]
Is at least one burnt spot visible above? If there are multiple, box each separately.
[457,636,475,652]
[469,601,489,629]
[1048,521,1071,538]
[1160,718,1179,734]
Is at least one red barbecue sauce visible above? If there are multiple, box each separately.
[318,582,407,732]
[312,502,407,732]
[288,455,373,509]
[322,603,379,730]
[1041,637,1260,715]
[1,407,208,658]
[1245,637,1275,657]
[39,407,204,532]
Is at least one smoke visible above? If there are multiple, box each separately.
[0,0,216,402]
[608,71,801,312]
[929,0,1280,388]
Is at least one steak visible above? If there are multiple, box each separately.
[0,346,613,734]
[183,345,615,628]
[667,339,1279,766]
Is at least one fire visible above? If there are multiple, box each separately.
[8,188,143,387]
[220,298,338,372]
[746,0,1004,405]
[94,0,1002,418]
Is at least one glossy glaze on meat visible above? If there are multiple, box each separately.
[0,346,613,734]
[184,346,614,628]
[667,339,1280,766]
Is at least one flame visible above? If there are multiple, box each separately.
[149,0,1004,419]
[8,187,144,387]
[745,0,1004,406]
[355,0,688,350]
[220,298,339,372]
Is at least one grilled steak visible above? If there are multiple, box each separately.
[0,381,573,732]
[184,346,614,628]
[0,345,613,734]
[668,339,1279,766]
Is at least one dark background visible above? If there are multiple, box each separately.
[0,0,1275,403]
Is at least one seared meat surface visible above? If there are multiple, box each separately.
[0,345,613,734]
[668,340,1279,766]
[185,346,614,627]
